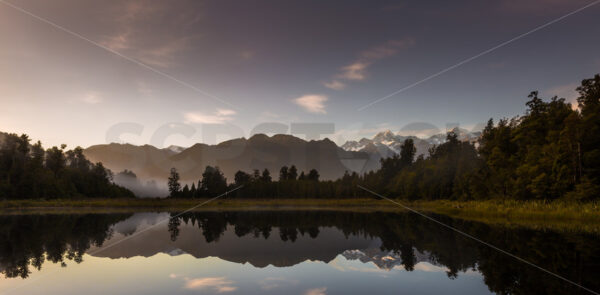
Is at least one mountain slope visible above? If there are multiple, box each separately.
[341,128,481,160]
[84,134,373,182]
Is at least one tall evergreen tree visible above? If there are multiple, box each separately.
[168,168,181,198]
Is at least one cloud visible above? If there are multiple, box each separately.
[293,94,328,114]
[99,1,201,68]
[545,83,579,110]
[135,37,193,68]
[498,0,591,15]
[305,287,327,295]
[258,277,299,290]
[239,50,255,60]
[413,262,449,272]
[339,61,370,81]
[323,80,346,90]
[184,277,237,293]
[325,39,414,89]
[82,92,103,104]
[184,108,236,124]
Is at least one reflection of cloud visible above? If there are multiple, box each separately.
[184,108,237,124]
[413,262,449,272]
[305,287,327,295]
[325,39,414,90]
[293,94,328,114]
[258,277,299,290]
[184,277,237,293]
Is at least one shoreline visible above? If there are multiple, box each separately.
[1,198,599,233]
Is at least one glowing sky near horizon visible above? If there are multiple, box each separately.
[0,0,599,148]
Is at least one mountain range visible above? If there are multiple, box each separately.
[91,213,379,268]
[83,134,374,182]
[1,129,480,184]
[341,128,481,159]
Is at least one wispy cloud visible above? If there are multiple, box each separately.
[293,94,328,114]
[82,92,103,104]
[99,1,200,68]
[325,39,414,90]
[239,50,255,60]
[184,277,237,293]
[258,277,299,290]
[305,287,327,295]
[498,0,592,15]
[323,80,346,90]
[184,108,237,124]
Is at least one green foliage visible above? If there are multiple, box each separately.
[167,168,181,198]
[218,74,600,201]
[0,134,133,199]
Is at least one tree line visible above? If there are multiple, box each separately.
[168,74,600,201]
[168,164,327,198]
[0,135,133,199]
[3,210,598,294]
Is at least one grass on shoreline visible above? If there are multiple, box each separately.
[1,198,599,233]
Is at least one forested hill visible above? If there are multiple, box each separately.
[84,134,375,181]
[0,134,133,199]
[2,74,599,200]
[167,74,600,201]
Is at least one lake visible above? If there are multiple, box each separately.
[0,211,598,294]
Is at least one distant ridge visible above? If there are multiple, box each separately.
[84,134,373,182]
[341,128,481,158]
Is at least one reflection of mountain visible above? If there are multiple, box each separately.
[84,134,371,181]
[342,248,431,270]
[1,211,599,295]
[92,214,379,268]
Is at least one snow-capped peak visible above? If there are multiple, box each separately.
[165,145,186,154]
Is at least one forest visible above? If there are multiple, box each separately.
[0,136,133,199]
[168,74,600,201]
[0,74,598,201]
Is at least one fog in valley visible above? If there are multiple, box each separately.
[112,170,168,198]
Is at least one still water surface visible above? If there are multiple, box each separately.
[0,211,598,294]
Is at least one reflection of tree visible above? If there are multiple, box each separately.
[166,211,600,295]
[1,211,598,295]
[0,214,131,278]
[167,216,180,241]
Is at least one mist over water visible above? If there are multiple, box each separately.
[113,170,168,198]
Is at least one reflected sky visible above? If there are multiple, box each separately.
[0,211,598,294]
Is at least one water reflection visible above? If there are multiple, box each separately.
[0,211,599,295]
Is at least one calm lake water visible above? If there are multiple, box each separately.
[0,211,598,295]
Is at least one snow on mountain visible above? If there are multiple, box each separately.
[341,128,481,158]
[342,248,434,271]
[164,145,186,154]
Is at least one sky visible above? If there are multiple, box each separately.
[1,0,599,148]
